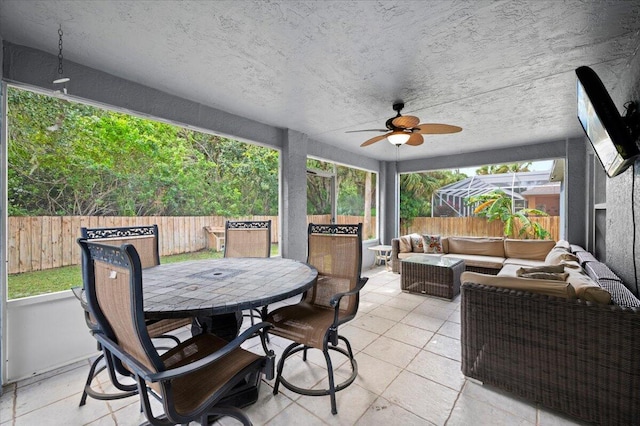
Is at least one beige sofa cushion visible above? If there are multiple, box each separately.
[499,264,611,304]
[545,247,579,265]
[398,253,442,261]
[443,253,504,270]
[554,239,571,250]
[462,271,576,299]
[566,269,611,304]
[447,237,505,257]
[399,236,412,253]
[504,239,556,261]
[503,258,547,267]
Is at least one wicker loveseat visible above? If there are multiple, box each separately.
[390,234,556,274]
[461,245,640,425]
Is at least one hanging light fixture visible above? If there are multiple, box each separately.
[53,25,70,94]
[387,130,411,145]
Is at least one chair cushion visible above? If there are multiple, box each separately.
[161,333,262,415]
[266,302,337,349]
[504,239,556,261]
[421,234,443,254]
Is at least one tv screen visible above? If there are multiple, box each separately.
[576,66,639,178]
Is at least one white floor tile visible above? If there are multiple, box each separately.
[2,269,587,426]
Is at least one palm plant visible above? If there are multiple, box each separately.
[465,189,551,239]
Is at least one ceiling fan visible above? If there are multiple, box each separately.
[348,102,462,147]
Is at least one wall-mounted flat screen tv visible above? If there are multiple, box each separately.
[576,66,639,178]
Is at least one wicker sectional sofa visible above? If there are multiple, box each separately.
[461,245,640,425]
[390,234,556,274]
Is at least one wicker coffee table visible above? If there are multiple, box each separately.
[401,255,465,299]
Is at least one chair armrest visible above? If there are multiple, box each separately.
[96,322,273,383]
[329,277,369,329]
[329,277,369,308]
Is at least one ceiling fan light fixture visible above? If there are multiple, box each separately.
[387,131,411,145]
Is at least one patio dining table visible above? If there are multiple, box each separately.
[140,256,317,408]
[142,257,318,321]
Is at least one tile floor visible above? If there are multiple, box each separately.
[0,266,589,425]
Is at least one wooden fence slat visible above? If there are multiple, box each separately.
[51,216,62,269]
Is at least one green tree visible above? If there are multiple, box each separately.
[400,170,467,231]
[475,162,532,175]
[7,87,279,217]
[465,189,551,239]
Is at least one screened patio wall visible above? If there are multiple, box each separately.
[432,171,557,217]
[4,38,640,384]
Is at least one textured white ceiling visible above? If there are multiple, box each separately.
[1,0,640,162]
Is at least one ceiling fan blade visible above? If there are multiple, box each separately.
[392,115,420,129]
[345,128,388,133]
[406,133,424,146]
[415,123,463,134]
[360,133,391,147]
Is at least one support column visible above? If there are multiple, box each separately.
[381,160,399,244]
[565,138,587,247]
[280,130,308,261]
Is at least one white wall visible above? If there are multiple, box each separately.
[6,291,96,382]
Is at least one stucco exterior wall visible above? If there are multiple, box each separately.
[605,48,640,293]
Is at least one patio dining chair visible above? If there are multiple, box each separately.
[265,223,368,414]
[74,225,192,406]
[224,220,272,325]
[78,239,275,425]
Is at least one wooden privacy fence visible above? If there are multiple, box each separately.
[403,216,560,241]
[7,214,375,274]
[8,215,279,274]
[8,214,551,274]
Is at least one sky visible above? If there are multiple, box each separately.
[457,160,554,176]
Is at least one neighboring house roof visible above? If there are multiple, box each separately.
[522,182,561,196]
[435,171,553,199]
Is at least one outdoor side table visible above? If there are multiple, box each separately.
[368,244,393,269]
[401,255,464,299]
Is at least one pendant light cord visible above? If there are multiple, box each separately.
[57,26,64,77]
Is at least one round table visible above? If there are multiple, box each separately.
[142,257,317,407]
[142,257,318,319]
[368,244,393,270]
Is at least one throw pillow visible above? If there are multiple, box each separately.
[422,234,443,253]
[410,234,424,252]
[399,236,412,253]
[545,247,579,265]
[516,265,565,274]
[518,272,569,281]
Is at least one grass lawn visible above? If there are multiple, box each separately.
[7,244,279,300]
